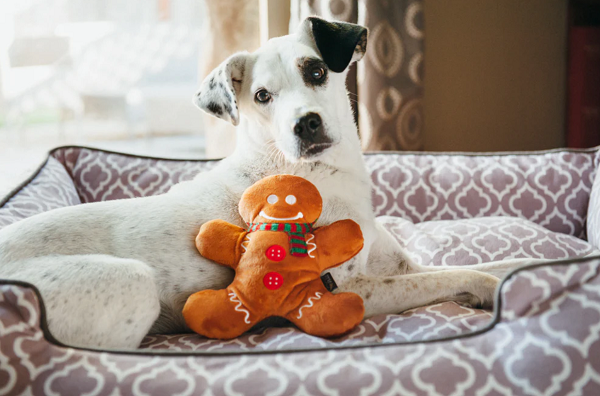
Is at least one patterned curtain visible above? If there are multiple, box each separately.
[290,0,425,151]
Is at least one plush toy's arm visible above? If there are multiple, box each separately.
[196,220,247,269]
[312,219,364,272]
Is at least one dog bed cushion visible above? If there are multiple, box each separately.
[138,215,596,351]
[0,146,597,352]
[2,146,600,395]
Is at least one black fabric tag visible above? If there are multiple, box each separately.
[321,273,338,292]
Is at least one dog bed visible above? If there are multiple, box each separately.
[1,146,600,395]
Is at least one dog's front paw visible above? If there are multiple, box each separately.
[451,292,485,309]
[453,274,500,309]
[470,274,500,309]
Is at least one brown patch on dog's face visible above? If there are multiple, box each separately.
[296,57,328,88]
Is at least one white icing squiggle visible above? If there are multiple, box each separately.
[241,234,251,254]
[228,291,251,324]
[305,233,317,258]
[297,292,323,319]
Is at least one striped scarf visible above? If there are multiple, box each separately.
[247,222,314,256]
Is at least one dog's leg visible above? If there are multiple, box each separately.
[338,270,499,318]
[1,254,160,349]
[415,258,548,279]
[341,222,500,317]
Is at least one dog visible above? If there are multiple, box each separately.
[0,17,521,349]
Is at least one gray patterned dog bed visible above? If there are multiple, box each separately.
[1,146,600,395]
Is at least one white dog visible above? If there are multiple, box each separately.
[0,17,516,349]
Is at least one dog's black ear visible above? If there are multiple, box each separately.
[305,17,368,73]
[193,52,247,126]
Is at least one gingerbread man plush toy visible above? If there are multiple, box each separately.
[183,174,365,339]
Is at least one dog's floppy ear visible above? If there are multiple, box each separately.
[300,17,368,73]
[193,52,248,126]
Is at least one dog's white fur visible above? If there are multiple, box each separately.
[0,18,520,349]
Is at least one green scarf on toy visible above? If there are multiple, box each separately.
[247,222,314,256]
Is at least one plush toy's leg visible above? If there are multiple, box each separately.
[183,288,258,339]
[285,285,365,338]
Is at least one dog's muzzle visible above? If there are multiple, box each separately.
[293,113,333,157]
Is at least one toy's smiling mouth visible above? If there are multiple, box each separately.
[259,211,304,221]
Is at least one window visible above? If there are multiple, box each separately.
[0,0,207,191]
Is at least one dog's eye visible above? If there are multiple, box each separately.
[311,67,325,80]
[255,89,272,103]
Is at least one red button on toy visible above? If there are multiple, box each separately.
[265,245,286,261]
[263,272,283,290]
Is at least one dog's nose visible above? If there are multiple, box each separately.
[293,113,323,141]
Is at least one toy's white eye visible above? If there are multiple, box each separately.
[267,194,278,204]
[285,195,296,205]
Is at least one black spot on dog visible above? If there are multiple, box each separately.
[352,277,366,286]
[206,102,223,116]
[159,268,168,277]
[297,57,329,88]
[398,261,407,273]
[365,292,372,300]
[383,279,394,284]
[347,264,355,272]
[223,89,232,103]
[209,77,216,90]
[218,82,224,90]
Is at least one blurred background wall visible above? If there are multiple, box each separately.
[0,0,593,172]
[423,0,568,152]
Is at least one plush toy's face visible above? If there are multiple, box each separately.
[239,175,323,224]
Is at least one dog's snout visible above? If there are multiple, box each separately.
[293,113,323,141]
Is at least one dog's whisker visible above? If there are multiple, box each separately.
[264,140,286,167]
[265,145,279,165]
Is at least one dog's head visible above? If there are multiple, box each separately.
[193,17,368,162]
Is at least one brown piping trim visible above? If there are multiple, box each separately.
[0,157,51,208]
[48,145,220,163]
[0,145,219,208]
[364,145,600,157]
